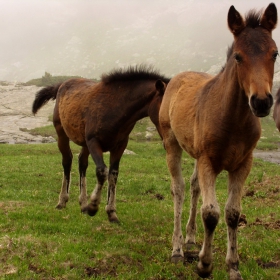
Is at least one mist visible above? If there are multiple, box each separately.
[1,0,279,82]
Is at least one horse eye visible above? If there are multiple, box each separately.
[272,51,278,61]
[234,53,242,63]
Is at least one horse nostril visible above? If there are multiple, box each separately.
[250,93,273,117]
[251,93,273,107]
[267,93,273,107]
[251,94,257,104]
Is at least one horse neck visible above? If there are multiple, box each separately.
[131,80,163,137]
[216,62,253,119]
[124,81,157,121]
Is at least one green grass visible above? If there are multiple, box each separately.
[0,119,280,279]
[257,114,280,150]
[0,141,280,279]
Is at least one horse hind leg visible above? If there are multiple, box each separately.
[55,126,73,210]
[185,160,201,259]
[163,133,185,263]
[78,146,90,213]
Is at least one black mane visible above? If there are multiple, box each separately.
[101,65,170,84]
[245,9,263,28]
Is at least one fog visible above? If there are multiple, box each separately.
[1,0,279,82]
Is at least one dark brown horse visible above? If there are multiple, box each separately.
[159,4,277,279]
[32,66,169,223]
[273,88,280,131]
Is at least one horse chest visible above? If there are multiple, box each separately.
[200,127,260,172]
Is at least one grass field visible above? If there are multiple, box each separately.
[0,116,280,279]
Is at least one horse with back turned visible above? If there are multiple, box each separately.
[159,3,277,279]
[32,65,169,223]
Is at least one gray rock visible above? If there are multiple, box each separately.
[0,83,55,144]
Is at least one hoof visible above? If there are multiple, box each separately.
[109,217,120,223]
[108,216,120,223]
[197,261,213,278]
[185,242,200,263]
[86,203,99,216]
[55,204,65,210]
[80,206,88,214]
[229,268,243,280]
[171,254,184,264]
[107,211,119,223]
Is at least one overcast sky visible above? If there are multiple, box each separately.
[0,0,279,82]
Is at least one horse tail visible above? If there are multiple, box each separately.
[32,83,62,115]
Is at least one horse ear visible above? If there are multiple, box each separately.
[228,5,245,36]
[260,3,277,32]
[155,80,166,95]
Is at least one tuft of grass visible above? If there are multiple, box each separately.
[20,125,57,140]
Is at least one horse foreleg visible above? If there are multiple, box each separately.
[106,165,119,223]
[87,165,108,216]
[105,141,128,223]
[197,157,220,278]
[78,146,90,213]
[56,130,73,210]
[86,140,108,217]
[225,158,251,280]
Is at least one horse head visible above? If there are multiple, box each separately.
[228,3,278,117]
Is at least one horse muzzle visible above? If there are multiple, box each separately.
[249,93,273,117]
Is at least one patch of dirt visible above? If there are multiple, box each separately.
[244,173,280,202]
[0,265,18,276]
[256,259,280,269]
[250,217,280,230]
[238,212,280,230]
[253,149,280,165]
[238,213,280,229]
[28,263,45,274]
[154,193,164,200]
[0,201,26,214]
[84,254,142,278]
[238,214,248,228]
